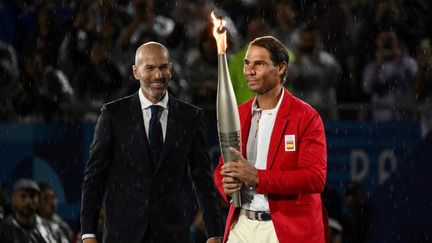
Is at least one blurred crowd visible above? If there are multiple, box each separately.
[0,177,226,243]
[322,182,370,243]
[0,0,431,129]
[0,178,372,243]
[0,179,75,243]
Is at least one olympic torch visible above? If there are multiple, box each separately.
[211,12,241,208]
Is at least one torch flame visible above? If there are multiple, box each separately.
[211,11,227,54]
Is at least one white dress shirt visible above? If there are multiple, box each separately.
[82,89,169,240]
[139,88,169,141]
[241,89,284,212]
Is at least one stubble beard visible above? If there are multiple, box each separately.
[144,82,167,102]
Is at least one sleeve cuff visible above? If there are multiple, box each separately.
[82,233,97,240]
[208,236,223,241]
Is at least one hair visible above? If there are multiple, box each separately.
[135,41,170,65]
[249,36,289,83]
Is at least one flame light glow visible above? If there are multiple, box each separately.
[211,11,227,54]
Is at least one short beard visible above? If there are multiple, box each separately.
[16,206,36,219]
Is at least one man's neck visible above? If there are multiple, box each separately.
[255,85,283,110]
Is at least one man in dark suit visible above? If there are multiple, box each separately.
[80,42,223,243]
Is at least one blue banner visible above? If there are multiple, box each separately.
[325,122,421,193]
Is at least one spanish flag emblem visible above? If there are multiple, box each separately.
[285,135,296,151]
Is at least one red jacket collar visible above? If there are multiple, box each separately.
[239,88,293,168]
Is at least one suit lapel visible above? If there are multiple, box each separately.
[240,101,253,158]
[154,94,178,174]
[266,89,292,169]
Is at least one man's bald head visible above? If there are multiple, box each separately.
[132,41,172,103]
[135,42,170,65]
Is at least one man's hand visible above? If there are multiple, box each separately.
[221,175,242,195]
[83,238,99,243]
[221,148,259,185]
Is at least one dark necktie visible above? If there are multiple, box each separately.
[149,105,163,165]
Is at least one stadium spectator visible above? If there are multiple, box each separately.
[71,36,124,121]
[287,26,342,120]
[11,48,75,122]
[58,2,97,79]
[270,1,299,51]
[303,0,352,66]
[322,186,344,243]
[372,0,418,56]
[341,0,375,119]
[37,182,73,243]
[183,25,218,106]
[0,41,19,121]
[415,38,432,137]
[362,28,418,121]
[342,181,370,243]
[0,179,63,243]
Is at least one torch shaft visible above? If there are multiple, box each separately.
[217,53,242,208]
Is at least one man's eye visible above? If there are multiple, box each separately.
[145,67,155,71]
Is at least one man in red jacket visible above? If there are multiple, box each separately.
[215,36,328,243]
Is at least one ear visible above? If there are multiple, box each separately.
[277,61,287,76]
[132,65,140,80]
[166,63,173,80]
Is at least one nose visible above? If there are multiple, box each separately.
[244,65,255,76]
[23,194,36,205]
[155,68,163,79]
